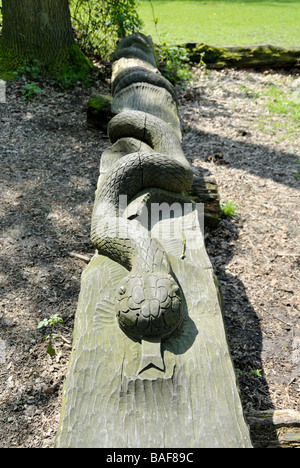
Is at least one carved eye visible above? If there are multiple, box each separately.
[119,286,126,295]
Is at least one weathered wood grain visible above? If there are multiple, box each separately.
[55,33,252,449]
[56,192,252,448]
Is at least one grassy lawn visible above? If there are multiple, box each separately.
[256,81,300,140]
[138,0,300,47]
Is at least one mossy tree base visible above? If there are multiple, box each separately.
[0,41,94,81]
[0,0,94,81]
[184,43,300,69]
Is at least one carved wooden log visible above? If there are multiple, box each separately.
[112,34,157,68]
[111,84,181,139]
[111,66,178,104]
[55,34,252,448]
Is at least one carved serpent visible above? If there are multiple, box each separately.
[91,33,193,342]
[91,112,193,341]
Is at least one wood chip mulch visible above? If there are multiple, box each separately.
[0,67,299,447]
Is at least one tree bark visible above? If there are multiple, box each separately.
[0,0,92,75]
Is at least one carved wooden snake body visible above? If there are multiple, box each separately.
[91,36,193,341]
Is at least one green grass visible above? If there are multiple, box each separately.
[139,0,300,47]
[237,76,300,141]
[256,82,300,140]
[263,84,300,121]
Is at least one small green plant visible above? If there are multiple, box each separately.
[37,314,64,356]
[55,67,92,89]
[235,368,244,377]
[13,60,42,81]
[198,51,206,69]
[220,200,239,219]
[148,0,160,40]
[21,82,42,102]
[250,369,263,378]
[13,60,43,101]
[155,43,192,84]
[235,368,263,378]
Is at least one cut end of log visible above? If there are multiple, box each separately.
[188,175,221,229]
[184,43,300,69]
[247,409,300,448]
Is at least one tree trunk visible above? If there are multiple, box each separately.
[0,0,92,77]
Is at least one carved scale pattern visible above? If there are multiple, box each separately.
[90,36,193,341]
[55,33,253,449]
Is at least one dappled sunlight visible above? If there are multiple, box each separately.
[47,204,85,233]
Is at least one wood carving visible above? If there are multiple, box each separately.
[55,34,252,449]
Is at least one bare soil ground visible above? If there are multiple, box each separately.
[0,67,299,448]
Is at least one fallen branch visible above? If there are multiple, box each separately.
[247,409,300,428]
[69,252,92,263]
[184,43,300,69]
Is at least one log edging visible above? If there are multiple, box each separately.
[162,43,300,69]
